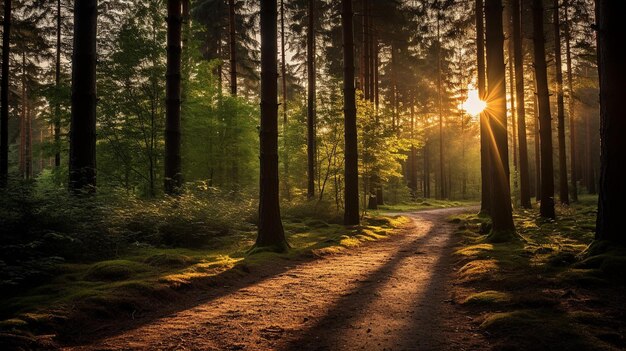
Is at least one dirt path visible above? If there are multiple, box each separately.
[65,207,486,351]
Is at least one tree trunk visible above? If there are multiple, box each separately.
[164,0,182,194]
[0,0,9,187]
[409,102,417,198]
[436,14,446,200]
[512,0,531,208]
[54,0,61,168]
[563,0,577,202]
[280,0,290,200]
[534,86,541,202]
[595,0,626,244]
[532,0,556,219]
[585,111,595,194]
[307,0,316,200]
[361,0,370,100]
[508,31,518,196]
[342,0,359,226]
[553,0,569,205]
[228,0,237,96]
[256,0,287,249]
[477,0,491,215]
[69,0,97,193]
[485,0,515,234]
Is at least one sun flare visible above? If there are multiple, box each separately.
[461,87,487,116]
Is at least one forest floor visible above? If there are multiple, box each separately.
[58,206,487,351]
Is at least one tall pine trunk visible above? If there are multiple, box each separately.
[512,0,531,208]
[54,0,61,168]
[477,0,491,215]
[280,0,289,199]
[0,0,10,188]
[164,0,182,194]
[553,0,569,205]
[228,0,237,96]
[306,0,316,200]
[436,14,446,200]
[532,0,556,219]
[595,0,626,244]
[485,0,515,235]
[563,0,577,202]
[69,0,97,193]
[256,0,287,250]
[534,83,541,202]
[342,0,359,226]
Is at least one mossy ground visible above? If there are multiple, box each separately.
[451,195,626,350]
[0,214,410,340]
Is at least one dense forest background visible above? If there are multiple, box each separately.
[2,0,625,348]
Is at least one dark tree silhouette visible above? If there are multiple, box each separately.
[553,0,569,205]
[256,0,288,250]
[476,0,490,215]
[307,0,316,200]
[164,0,183,195]
[595,0,626,244]
[0,0,10,188]
[69,0,97,192]
[512,0,531,209]
[342,0,359,226]
[485,0,515,235]
[532,0,556,219]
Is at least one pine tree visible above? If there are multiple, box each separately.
[485,0,515,236]
[69,0,97,192]
[342,0,359,226]
[256,0,288,250]
[0,0,11,188]
[532,0,556,219]
[595,0,626,244]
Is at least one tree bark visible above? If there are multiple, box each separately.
[477,0,491,215]
[485,0,515,234]
[69,0,97,193]
[508,29,518,193]
[54,0,61,168]
[164,0,183,194]
[256,0,287,249]
[512,0,531,208]
[532,0,556,219]
[307,0,316,200]
[553,0,569,205]
[280,0,289,199]
[595,0,626,244]
[534,80,541,202]
[228,0,237,96]
[436,14,446,200]
[563,0,577,202]
[342,0,359,226]
[0,0,11,188]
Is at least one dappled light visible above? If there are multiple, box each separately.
[1,0,621,350]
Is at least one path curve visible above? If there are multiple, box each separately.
[65,207,486,351]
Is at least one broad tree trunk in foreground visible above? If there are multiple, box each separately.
[0,0,11,188]
[307,0,316,200]
[69,0,97,193]
[256,0,287,249]
[595,0,626,244]
[485,0,515,235]
[532,0,556,219]
[512,0,531,208]
[342,0,359,226]
[477,0,491,215]
[553,0,569,205]
[165,0,183,194]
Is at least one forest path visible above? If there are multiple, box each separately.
[65,207,487,351]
